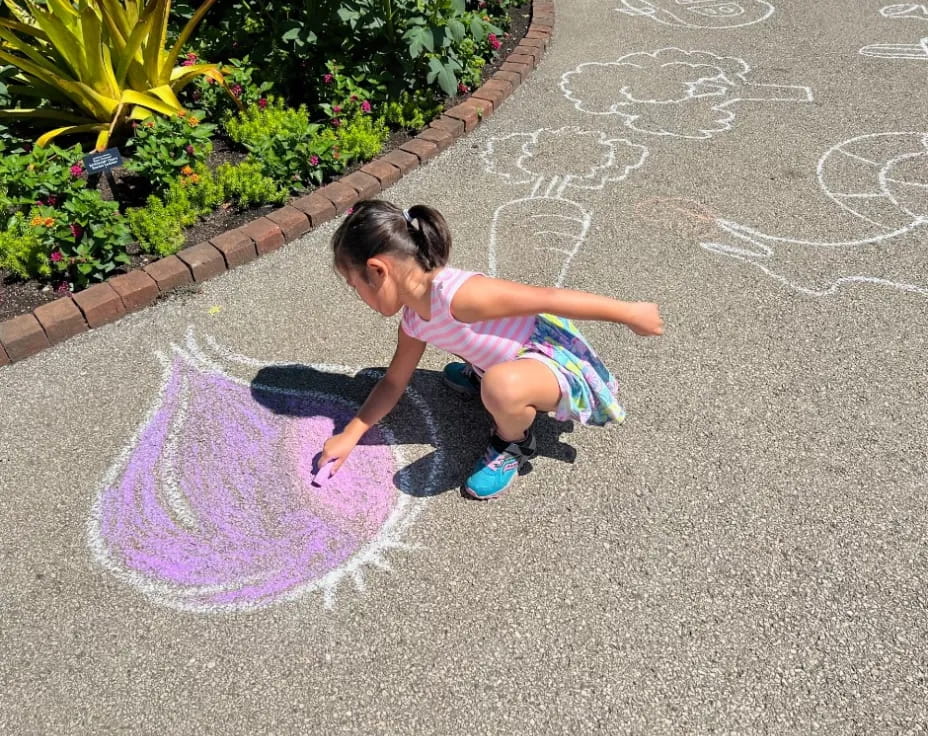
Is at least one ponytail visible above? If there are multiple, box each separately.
[403,204,451,271]
[331,199,451,276]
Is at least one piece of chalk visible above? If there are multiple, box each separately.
[312,460,335,487]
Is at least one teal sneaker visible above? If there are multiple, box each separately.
[464,431,537,500]
[443,362,481,399]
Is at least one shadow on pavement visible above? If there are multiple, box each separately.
[250,363,577,498]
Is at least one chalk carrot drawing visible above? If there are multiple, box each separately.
[560,49,813,140]
[616,0,775,29]
[87,329,443,612]
[481,127,648,286]
[700,132,928,296]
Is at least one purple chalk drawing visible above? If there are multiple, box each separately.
[87,331,441,612]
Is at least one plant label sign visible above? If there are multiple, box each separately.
[83,147,123,174]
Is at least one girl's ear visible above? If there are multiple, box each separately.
[365,257,389,283]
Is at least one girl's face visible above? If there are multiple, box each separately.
[344,260,403,317]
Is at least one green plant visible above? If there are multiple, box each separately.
[215,160,286,208]
[382,89,441,130]
[127,163,222,256]
[331,111,389,163]
[0,215,51,280]
[0,142,87,204]
[185,55,273,122]
[124,110,215,191]
[0,188,131,286]
[0,0,234,148]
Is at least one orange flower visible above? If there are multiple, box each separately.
[30,216,43,226]
[187,117,200,127]
[177,110,187,118]
[144,120,155,128]
[43,217,55,227]
[189,173,200,184]
[180,165,194,176]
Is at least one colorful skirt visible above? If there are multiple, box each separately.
[517,314,625,427]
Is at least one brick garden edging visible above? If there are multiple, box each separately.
[0,1,554,367]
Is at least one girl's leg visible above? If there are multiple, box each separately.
[480,358,561,441]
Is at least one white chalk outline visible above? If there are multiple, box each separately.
[87,327,445,613]
[880,3,928,19]
[700,132,928,296]
[482,128,648,286]
[616,0,775,29]
[860,36,928,59]
[560,49,813,140]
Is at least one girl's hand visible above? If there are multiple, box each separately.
[625,302,665,336]
[318,432,359,475]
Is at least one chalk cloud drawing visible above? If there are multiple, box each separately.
[481,127,647,287]
[700,132,928,296]
[87,329,442,612]
[560,49,813,140]
[616,0,775,29]
[862,4,928,59]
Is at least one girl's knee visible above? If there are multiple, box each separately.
[480,364,523,410]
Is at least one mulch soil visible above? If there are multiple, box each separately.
[0,3,532,323]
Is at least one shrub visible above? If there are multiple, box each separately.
[382,90,442,131]
[0,143,87,205]
[215,161,287,209]
[184,56,274,122]
[0,189,131,287]
[331,112,389,163]
[125,112,215,192]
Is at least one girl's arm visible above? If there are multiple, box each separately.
[452,276,664,336]
[319,325,426,472]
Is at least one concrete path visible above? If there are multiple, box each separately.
[2,1,927,732]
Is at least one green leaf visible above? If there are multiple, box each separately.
[447,19,465,43]
[451,0,466,15]
[428,58,457,97]
[470,17,487,41]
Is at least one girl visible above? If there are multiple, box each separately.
[318,200,664,499]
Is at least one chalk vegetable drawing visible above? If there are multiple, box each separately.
[616,0,775,29]
[87,330,442,612]
[861,4,928,59]
[560,49,813,140]
[481,127,648,287]
[700,132,928,296]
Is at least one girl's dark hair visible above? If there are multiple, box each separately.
[331,199,451,277]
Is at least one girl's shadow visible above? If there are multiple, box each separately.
[250,364,577,498]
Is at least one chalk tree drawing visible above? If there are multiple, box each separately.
[862,4,928,58]
[560,49,813,140]
[87,329,443,612]
[481,127,648,287]
[616,0,775,29]
[700,132,928,296]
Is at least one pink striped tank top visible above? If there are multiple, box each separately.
[401,268,536,372]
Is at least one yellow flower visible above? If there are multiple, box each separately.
[30,216,43,226]
[188,117,200,127]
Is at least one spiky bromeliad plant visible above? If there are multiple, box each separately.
[0,0,235,149]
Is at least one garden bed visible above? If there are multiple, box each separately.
[0,3,533,323]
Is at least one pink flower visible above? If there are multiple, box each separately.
[488,33,501,50]
[207,77,216,85]
[258,97,268,109]
[70,163,83,177]
[181,58,194,67]
[323,73,334,84]
[35,199,45,206]
[458,83,470,94]
[478,0,486,7]
[350,94,358,101]
[55,281,70,294]
[346,207,354,214]
[309,155,320,166]
[47,195,58,206]
[230,84,243,97]
[69,223,83,239]
[332,105,342,113]
[50,251,63,262]
[185,144,195,155]
[331,118,341,127]
[360,100,372,113]
[191,90,202,101]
